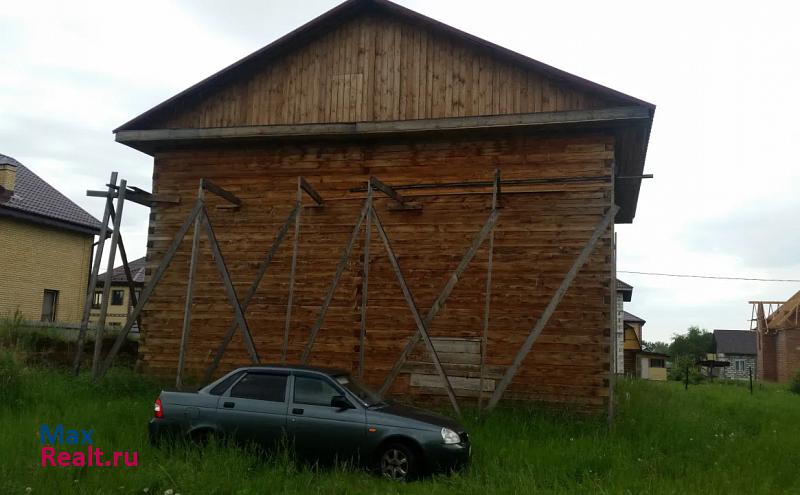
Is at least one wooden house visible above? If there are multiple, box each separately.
[113,0,655,413]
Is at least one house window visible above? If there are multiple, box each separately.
[41,290,59,322]
[735,360,745,372]
[92,291,102,309]
[111,290,125,306]
[650,359,665,368]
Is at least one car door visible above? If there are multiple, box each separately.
[287,374,366,462]
[217,371,289,448]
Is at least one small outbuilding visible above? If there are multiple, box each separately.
[113,0,654,413]
[712,329,757,380]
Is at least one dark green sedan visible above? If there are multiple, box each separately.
[149,365,471,480]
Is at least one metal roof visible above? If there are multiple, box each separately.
[97,257,146,286]
[0,154,102,235]
[623,310,646,324]
[713,330,757,355]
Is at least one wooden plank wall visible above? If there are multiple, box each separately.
[142,131,615,413]
[154,13,614,129]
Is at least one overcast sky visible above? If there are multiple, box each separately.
[2,0,798,342]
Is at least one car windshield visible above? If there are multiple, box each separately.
[334,375,384,406]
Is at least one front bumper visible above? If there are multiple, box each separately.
[424,436,471,472]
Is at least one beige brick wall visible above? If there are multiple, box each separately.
[0,216,93,324]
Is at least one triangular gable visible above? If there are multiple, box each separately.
[116,0,653,131]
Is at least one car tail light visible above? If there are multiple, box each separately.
[154,397,163,418]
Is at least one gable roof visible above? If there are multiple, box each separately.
[0,154,102,235]
[713,330,757,355]
[97,257,146,286]
[766,290,800,331]
[623,311,645,324]
[115,0,653,133]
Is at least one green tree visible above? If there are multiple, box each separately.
[642,340,669,354]
[669,325,713,361]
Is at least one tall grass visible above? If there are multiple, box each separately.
[1,368,799,494]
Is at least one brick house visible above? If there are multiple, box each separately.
[0,154,102,324]
[713,329,757,380]
[757,291,800,382]
[89,257,145,330]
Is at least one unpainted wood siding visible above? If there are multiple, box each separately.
[153,13,615,129]
[142,131,614,412]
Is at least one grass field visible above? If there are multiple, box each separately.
[1,362,800,494]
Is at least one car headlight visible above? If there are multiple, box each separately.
[441,427,461,444]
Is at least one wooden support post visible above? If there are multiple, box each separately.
[371,208,462,416]
[282,179,303,362]
[200,210,259,364]
[301,200,370,363]
[176,181,204,389]
[73,172,117,375]
[91,179,127,379]
[379,208,501,395]
[299,176,324,206]
[201,179,241,206]
[203,204,300,382]
[358,183,373,378]
[97,199,204,378]
[484,205,619,412]
[478,170,499,411]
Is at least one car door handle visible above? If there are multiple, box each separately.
[292,408,304,415]
[223,401,235,409]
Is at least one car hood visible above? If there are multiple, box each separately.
[367,403,463,431]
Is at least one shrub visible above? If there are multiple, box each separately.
[790,369,800,395]
[0,349,23,407]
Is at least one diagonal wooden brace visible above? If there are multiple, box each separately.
[379,207,501,395]
[484,205,619,413]
[371,207,462,416]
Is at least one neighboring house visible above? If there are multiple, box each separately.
[713,329,757,380]
[756,291,800,382]
[89,257,146,329]
[113,0,655,413]
[622,311,644,375]
[0,154,102,324]
[615,279,633,373]
[638,352,668,381]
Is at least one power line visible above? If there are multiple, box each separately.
[617,270,800,283]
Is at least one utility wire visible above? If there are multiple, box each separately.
[617,270,800,283]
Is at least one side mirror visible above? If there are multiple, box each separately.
[331,395,353,410]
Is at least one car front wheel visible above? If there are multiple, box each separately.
[379,443,417,481]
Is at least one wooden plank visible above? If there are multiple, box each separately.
[201,178,241,206]
[176,182,204,389]
[371,207,461,416]
[358,185,373,378]
[73,172,117,375]
[299,176,324,206]
[369,176,406,205]
[91,179,128,379]
[484,205,619,412]
[282,182,303,362]
[478,170,499,410]
[410,373,494,392]
[300,199,370,363]
[203,203,300,381]
[97,199,204,378]
[379,207,501,395]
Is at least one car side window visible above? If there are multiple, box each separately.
[208,371,243,396]
[230,373,287,402]
[293,376,341,407]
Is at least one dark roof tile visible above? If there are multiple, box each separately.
[713,330,757,355]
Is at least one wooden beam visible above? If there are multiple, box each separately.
[478,170,499,411]
[176,181,204,389]
[116,106,651,145]
[300,200,370,363]
[358,185,373,378]
[370,177,406,205]
[203,204,300,382]
[86,189,180,205]
[299,176,324,206]
[97,199,204,378]
[200,210,259,363]
[201,179,241,206]
[73,172,117,375]
[371,207,461,416]
[484,205,619,412]
[91,179,127,379]
[282,181,303,362]
[379,208,501,395]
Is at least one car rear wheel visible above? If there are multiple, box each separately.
[379,443,416,481]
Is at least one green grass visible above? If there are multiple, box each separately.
[1,367,799,495]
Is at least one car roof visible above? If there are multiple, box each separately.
[233,364,350,376]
